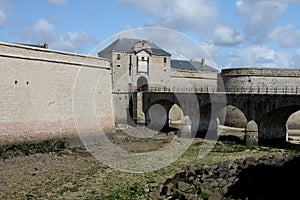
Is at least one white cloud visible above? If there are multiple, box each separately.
[17,19,96,52]
[229,45,276,67]
[227,45,300,68]
[269,24,300,47]
[213,26,245,46]
[118,0,218,33]
[236,0,288,42]
[118,0,300,68]
[47,0,67,5]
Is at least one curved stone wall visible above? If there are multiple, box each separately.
[221,68,300,93]
[221,68,300,130]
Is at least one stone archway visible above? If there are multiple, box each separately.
[286,111,300,143]
[221,105,247,128]
[258,106,300,146]
[137,76,148,91]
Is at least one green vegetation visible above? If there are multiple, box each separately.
[200,192,210,200]
[0,136,297,200]
[0,139,67,158]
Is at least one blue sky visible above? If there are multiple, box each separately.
[1,0,300,68]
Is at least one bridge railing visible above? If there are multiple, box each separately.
[130,86,218,93]
[225,86,300,94]
[129,85,300,94]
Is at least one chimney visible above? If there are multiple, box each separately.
[201,58,205,66]
[44,42,48,49]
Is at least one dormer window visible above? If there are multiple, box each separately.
[133,40,151,52]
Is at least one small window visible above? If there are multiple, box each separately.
[117,65,120,68]
[142,57,145,61]
[117,54,121,60]
[129,55,132,76]
[164,57,167,63]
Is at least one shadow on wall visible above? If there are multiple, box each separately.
[225,154,300,199]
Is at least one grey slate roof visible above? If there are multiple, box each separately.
[171,60,218,72]
[99,37,218,72]
[98,37,171,56]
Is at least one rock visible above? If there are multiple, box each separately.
[227,176,236,183]
[218,179,227,187]
[177,181,192,192]
[161,183,174,196]
[217,169,229,178]
[149,189,164,200]
[207,180,218,188]
[174,171,187,180]
[150,153,300,200]
[208,193,222,200]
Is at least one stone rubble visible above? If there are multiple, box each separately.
[148,153,300,200]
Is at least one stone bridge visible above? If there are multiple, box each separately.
[141,91,300,146]
[129,68,300,146]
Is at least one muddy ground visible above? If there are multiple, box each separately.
[0,127,299,200]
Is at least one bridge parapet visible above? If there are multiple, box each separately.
[129,85,300,95]
[129,86,218,93]
[226,86,300,94]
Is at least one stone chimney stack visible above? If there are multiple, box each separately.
[201,58,205,66]
[44,42,48,49]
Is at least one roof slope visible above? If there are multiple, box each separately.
[98,37,171,56]
[171,60,218,72]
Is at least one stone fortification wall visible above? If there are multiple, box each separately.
[221,68,300,130]
[221,68,300,93]
[0,42,114,145]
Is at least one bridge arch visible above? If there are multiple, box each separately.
[197,103,227,139]
[287,111,300,142]
[258,105,300,146]
[144,98,200,135]
[221,105,248,128]
[144,100,178,131]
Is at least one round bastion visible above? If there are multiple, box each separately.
[220,68,300,130]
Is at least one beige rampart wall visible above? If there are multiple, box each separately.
[0,42,114,145]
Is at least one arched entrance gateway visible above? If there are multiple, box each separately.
[137,76,148,91]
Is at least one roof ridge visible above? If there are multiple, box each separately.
[98,37,171,56]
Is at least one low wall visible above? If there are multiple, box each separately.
[0,42,114,145]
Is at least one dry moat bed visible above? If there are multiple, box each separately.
[0,129,299,200]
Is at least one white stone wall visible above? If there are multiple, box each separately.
[0,42,114,144]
